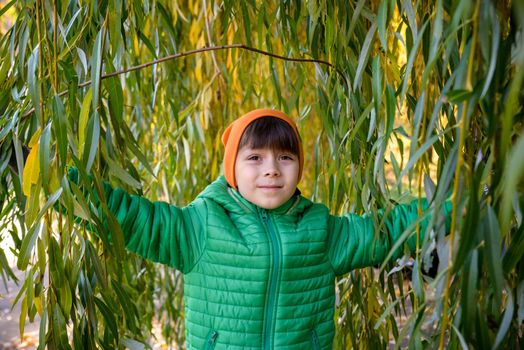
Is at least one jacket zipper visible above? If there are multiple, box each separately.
[311,328,320,350]
[205,330,218,350]
[260,209,281,350]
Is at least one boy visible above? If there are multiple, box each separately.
[82,108,450,349]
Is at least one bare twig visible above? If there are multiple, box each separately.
[22,44,349,119]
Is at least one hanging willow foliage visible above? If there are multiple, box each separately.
[0,0,523,349]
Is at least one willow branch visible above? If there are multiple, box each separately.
[22,44,349,119]
[438,0,480,348]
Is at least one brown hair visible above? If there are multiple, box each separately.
[238,116,300,156]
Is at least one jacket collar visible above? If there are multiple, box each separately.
[197,176,312,216]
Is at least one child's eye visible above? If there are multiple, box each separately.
[279,155,295,161]
[247,155,260,161]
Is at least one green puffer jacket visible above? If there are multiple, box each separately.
[99,176,450,349]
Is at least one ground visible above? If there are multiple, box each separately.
[0,267,39,350]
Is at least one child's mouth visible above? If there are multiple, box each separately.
[258,185,283,190]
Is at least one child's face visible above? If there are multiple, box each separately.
[234,146,299,209]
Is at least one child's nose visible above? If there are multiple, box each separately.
[264,168,280,177]
[264,159,280,177]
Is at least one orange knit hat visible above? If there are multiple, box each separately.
[221,108,304,189]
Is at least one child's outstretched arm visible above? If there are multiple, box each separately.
[67,167,206,274]
[327,199,452,276]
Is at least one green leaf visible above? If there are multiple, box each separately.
[83,112,100,173]
[17,188,62,270]
[48,236,64,288]
[38,308,47,349]
[106,157,141,189]
[493,287,514,349]
[105,62,124,125]
[123,127,154,176]
[385,84,395,138]
[372,55,382,115]
[0,248,17,281]
[156,3,177,51]
[52,95,67,163]
[461,249,478,336]
[374,297,402,330]
[120,338,146,350]
[77,48,88,76]
[484,205,504,307]
[502,223,524,273]
[446,89,472,104]
[407,92,426,179]
[39,123,51,191]
[429,0,443,60]
[104,211,126,264]
[412,259,424,302]
[112,280,138,332]
[399,134,440,183]
[353,23,377,90]
[399,20,429,105]
[240,1,252,47]
[451,324,469,350]
[37,237,46,276]
[52,304,71,349]
[480,8,500,98]
[377,0,388,50]
[16,222,40,271]
[348,0,366,40]
[108,0,122,53]
[27,46,40,118]
[91,28,104,111]
[325,15,335,53]
[86,241,107,288]
[94,297,118,341]
[0,111,17,142]
[137,29,157,58]
[500,125,524,236]
[403,0,418,40]
[59,280,72,319]
[367,107,376,142]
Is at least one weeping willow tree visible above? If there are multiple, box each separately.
[0,0,523,348]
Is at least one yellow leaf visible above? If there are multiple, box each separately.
[49,163,60,193]
[227,49,233,69]
[195,57,202,83]
[19,296,27,338]
[79,88,93,159]
[28,128,42,148]
[22,140,40,197]
[34,296,42,316]
[133,35,139,56]
[189,21,201,45]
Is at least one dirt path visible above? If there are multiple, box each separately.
[0,240,39,350]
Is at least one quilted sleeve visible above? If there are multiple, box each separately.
[104,186,207,273]
[69,168,206,274]
[326,199,452,276]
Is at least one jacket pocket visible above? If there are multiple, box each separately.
[310,328,320,350]
[205,330,219,350]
